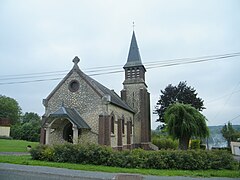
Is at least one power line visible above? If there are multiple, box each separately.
[0,73,67,81]
[1,52,239,79]
[0,52,239,85]
[0,71,125,85]
[0,77,64,85]
[0,64,124,79]
[0,66,124,81]
[212,81,240,120]
[229,114,240,122]
[146,53,240,69]
[205,89,240,104]
[0,70,124,85]
[0,70,69,78]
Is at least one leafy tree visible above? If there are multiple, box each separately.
[221,122,240,147]
[0,95,22,124]
[164,103,209,150]
[21,112,41,123]
[155,81,205,124]
[11,112,41,142]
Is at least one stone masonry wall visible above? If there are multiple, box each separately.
[108,104,134,148]
[123,83,148,144]
[79,129,98,144]
[45,71,103,144]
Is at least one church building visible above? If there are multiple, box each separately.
[40,31,154,150]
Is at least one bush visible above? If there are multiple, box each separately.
[11,122,40,142]
[30,145,50,161]
[30,143,238,170]
[190,139,200,149]
[152,137,178,150]
[10,112,41,142]
[200,144,206,150]
[121,149,149,168]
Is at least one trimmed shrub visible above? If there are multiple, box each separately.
[30,145,50,161]
[30,143,238,170]
[152,137,178,150]
[121,149,149,168]
[190,139,200,149]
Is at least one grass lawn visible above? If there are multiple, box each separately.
[0,155,239,178]
[0,139,239,178]
[0,139,39,152]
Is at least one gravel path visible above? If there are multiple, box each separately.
[0,152,30,156]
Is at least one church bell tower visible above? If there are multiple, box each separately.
[121,31,151,149]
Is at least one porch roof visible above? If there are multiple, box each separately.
[49,106,91,129]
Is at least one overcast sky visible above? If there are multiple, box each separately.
[0,0,239,129]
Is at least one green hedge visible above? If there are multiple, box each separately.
[190,139,200,149]
[152,137,178,150]
[30,143,238,170]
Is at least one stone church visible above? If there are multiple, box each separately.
[40,31,154,150]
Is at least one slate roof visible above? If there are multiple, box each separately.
[49,106,91,129]
[124,31,143,68]
[45,57,134,113]
[89,77,133,112]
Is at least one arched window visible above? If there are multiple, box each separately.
[111,116,114,134]
[122,118,125,134]
[130,120,133,134]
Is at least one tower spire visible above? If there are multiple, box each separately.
[123,31,146,84]
[124,31,143,68]
[121,30,151,149]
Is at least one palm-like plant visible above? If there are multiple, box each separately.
[164,103,209,150]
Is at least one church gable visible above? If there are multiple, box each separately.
[43,67,103,119]
[44,56,133,116]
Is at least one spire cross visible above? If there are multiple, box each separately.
[132,21,135,31]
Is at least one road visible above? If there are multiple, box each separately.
[0,163,237,180]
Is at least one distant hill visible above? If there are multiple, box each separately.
[208,125,240,148]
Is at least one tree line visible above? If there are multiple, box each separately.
[0,95,41,142]
[1,80,239,146]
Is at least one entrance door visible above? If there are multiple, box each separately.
[63,122,73,143]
